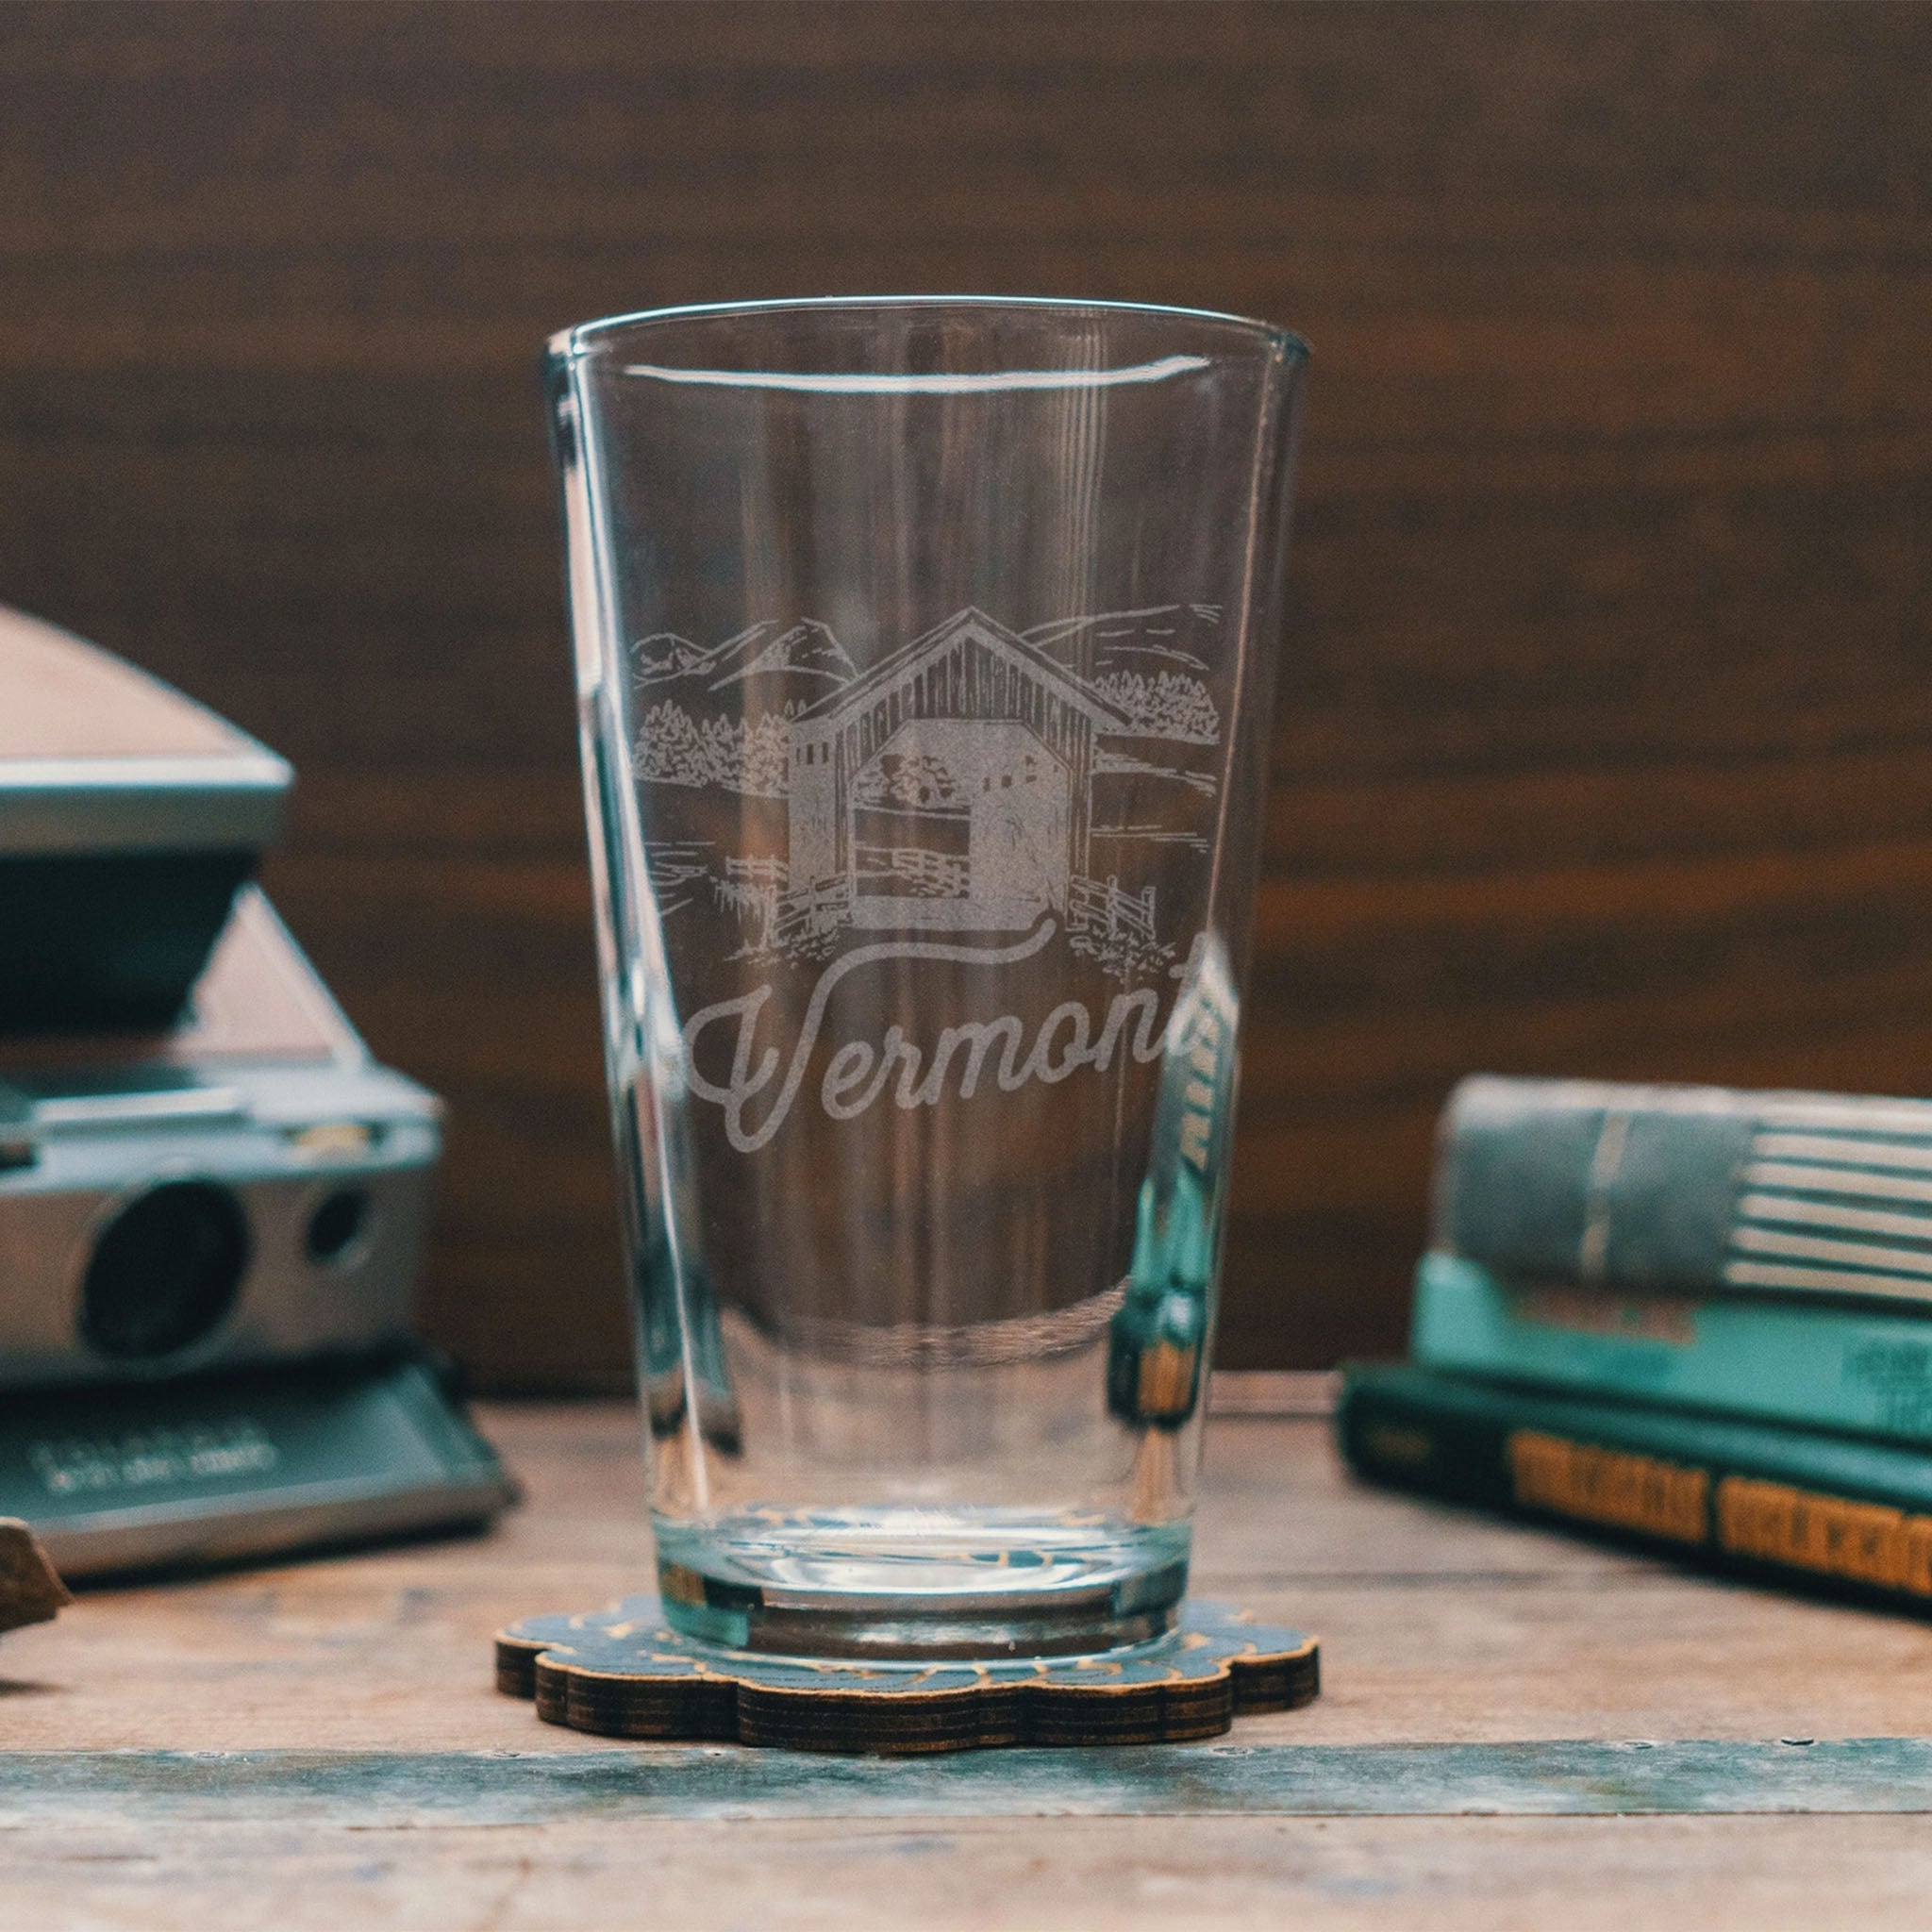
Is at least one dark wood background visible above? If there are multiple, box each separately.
[2,2,1929,1390]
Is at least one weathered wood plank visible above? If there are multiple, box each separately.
[5,1738,1932,1822]
[8,1816,1932,1932]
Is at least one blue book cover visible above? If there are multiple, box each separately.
[1411,1251,1932,1445]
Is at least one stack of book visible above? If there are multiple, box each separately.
[1340,1074,1932,1609]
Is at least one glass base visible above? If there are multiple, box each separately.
[653,1507,1191,1660]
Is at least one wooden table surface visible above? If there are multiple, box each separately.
[7,1383,1932,1928]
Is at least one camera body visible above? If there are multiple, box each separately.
[0,890,438,1389]
[0,606,508,1576]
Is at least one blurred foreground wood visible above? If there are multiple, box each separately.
[3,1389,1931,1926]
[0,1519,67,1635]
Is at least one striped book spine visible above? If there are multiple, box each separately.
[1439,1077,1932,1305]
[1726,1096,1932,1302]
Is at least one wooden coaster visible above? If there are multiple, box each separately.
[496,1597,1319,1755]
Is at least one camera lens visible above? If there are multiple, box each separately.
[80,1180,250,1360]
[305,1187,370,1265]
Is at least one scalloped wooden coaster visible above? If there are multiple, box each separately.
[495,1597,1319,1755]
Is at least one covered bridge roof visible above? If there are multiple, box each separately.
[794,608,1128,735]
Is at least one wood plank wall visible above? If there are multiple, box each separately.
[1,3,1928,1388]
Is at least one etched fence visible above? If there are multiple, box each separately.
[715,856,790,951]
[774,872,854,948]
[1068,874,1157,949]
[856,844,972,899]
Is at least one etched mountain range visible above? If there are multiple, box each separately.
[633,633,711,680]
[636,619,858,715]
[632,605,1222,798]
[1024,603,1219,673]
[1023,606,1224,743]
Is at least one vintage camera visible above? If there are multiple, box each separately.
[0,601,291,1035]
[0,606,512,1575]
[0,888,436,1388]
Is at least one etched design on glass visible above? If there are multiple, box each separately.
[636,604,1222,983]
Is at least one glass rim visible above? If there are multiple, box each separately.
[547,293,1309,369]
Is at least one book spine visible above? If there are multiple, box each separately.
[1438,1074,1932,1304]
[1338,1360,1932,1609]
[1410,1253,1932,1444]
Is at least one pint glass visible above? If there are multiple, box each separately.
[548,298,1306,1657]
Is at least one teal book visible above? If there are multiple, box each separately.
[1410,1251,1932,1444]
[1338,1359,1932,1612]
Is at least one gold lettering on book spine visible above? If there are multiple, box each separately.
[1715,1476,1932,1596]
[1507,1431,1708,1544]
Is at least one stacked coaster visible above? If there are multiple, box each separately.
[496,1596,1319,1755]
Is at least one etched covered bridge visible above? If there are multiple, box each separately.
[786,608,1126,932]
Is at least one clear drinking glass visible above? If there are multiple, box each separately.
[548,298,1306,1658]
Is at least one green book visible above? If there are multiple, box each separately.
[1338,1359,1932,1612]
[1411,1251,1932,1444]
